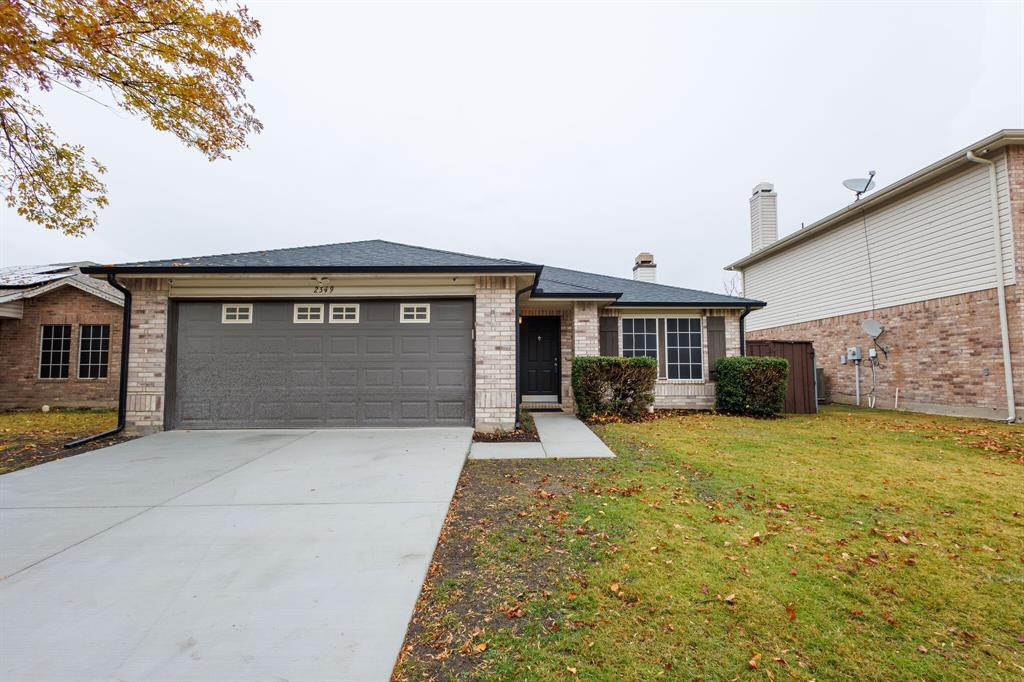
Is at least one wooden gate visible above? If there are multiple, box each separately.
[746,340,817,414]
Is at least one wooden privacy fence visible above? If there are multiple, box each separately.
[746,340,817,414]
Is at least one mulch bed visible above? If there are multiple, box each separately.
[0,432,136,474]
[471,428,540,443]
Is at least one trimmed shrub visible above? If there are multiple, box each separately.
[572,356,657,420]
[714,356,789,417]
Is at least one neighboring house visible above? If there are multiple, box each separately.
[727,129,1024,421]
[0,263,124,410]
[80,241,762,433]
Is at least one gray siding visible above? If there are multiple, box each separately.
[743,151,1015,331]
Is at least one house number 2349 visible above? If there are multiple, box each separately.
[312,285,335,294]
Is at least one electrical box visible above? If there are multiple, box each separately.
[847,346,862,361]
[840,354,847,365]
[868,347,877,359]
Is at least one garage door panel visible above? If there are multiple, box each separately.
[172,300,473,428]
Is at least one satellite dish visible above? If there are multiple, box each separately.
[843,170,877,200]
[862,318,884,339]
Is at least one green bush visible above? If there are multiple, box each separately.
[571,356,657,420]
[714,356,789,417]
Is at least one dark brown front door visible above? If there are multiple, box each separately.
[521,316,560,396]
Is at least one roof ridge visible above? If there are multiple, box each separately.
[370,239,537,266]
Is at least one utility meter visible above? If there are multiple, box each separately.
[847,346,862,362]
[868,347,877,359]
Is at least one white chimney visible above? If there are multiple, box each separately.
[749,182,778,252]
[633,252,656,282]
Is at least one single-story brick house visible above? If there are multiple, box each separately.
[80,241,763,433]
[0,263,124,410]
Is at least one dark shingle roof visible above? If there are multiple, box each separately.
[83,239,761,307]
[83,240,541,273]
[535,266,763,307]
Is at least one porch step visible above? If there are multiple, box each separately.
[523,403,563,413]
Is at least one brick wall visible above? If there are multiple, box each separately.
[124,279,170,433]
[474,276,517,431]
[747,286,1024,419]
[0,287,122,409]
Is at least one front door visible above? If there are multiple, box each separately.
[521,316,560,397]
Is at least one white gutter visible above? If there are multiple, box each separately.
[966,151,1016,423]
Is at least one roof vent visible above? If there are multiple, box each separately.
[633,252,656,283]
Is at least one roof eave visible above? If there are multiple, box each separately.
[81,264,544,276]
[605,300,765,308]
[725,128,1024,271]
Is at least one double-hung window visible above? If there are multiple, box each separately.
[666,318,702,380]
[621,318,658,359]
[39,324,72,379]
[78,324,111,379]
[621,316,704,380]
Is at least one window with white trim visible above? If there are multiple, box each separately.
[400,303,430,323]
[621,318,657,360]
[39,324,72,378]
[329,303,360,323]
[78,324,110,379]
[294,303,324,323]
[221,303,253,323]
[666,318,702,380]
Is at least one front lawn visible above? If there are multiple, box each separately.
[395,407,1024,681]
[0,409,125,474]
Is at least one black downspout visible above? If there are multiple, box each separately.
[513,283,533,428]
[65,273,132,448]
[738,305,752,356]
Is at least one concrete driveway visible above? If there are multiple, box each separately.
[0,428,471,682]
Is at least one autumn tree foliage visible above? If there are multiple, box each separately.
[0,0,262,235]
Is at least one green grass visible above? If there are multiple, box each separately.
[419,407,1024,681]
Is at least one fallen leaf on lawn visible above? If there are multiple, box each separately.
[723,593,737,605]
[567,667,578,675]
[567,591,578,601]
[609,582,620,593]
[917,645,928,654]
[474,641,488,653]
[749,652,761,669]
[785,603,796,621]
[789,567,798,576]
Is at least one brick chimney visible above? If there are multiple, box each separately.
[749,182,778,252]
[633,252,656,282]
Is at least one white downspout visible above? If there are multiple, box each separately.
[966,151,1016,423]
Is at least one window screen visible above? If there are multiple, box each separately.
[622,318,658,359]
[666,318,702,380]
[39,324,72,378]
[78,324,110,379]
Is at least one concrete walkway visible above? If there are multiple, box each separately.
[469,413,615,459]
[0,428,471,682]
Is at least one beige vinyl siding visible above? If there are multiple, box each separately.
[744,151,1014,332]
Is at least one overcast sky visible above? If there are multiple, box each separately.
[2,1,1022,291]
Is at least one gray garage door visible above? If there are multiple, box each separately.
[170,300,473,429]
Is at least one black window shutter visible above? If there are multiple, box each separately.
[707,316,726,379]
[599,316,618,356]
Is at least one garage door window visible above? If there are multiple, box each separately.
[329,303,360,323]
[401,303,430,323]
[221,303,253,324]
[294,303,324,323]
